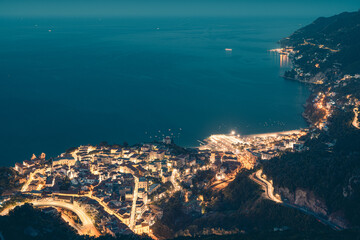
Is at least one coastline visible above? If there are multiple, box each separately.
[243,129,304,139]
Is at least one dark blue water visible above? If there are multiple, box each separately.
[0,17,311,166]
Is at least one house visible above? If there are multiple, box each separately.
[188,157,197,166]
[85,175,98,185]
[28,181,38,191]
[172,157,185,167]
[148,183,160,195]
[134,221,150,235]
[53,157,76,167]
[136,201,147,216]
[161,173,171,183]
[137,188,148,203]
[135,165,147,176]
[130,154,140,163]
[261,151,277,160]
[138,177,148,191]
[23,160,34,168]
[125,191,133,201]
[14,163,24,174]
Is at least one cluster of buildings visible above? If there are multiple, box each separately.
[10,69,358,236]
[12,130,307,236]
[310,91,333,130]
[243,132,307,160]
[201,131,307,163]
[11,138,218,236]
[274,40,341,84]
[309,74,360,131]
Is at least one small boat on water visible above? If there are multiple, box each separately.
[225,48,232,52]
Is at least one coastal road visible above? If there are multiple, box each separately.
[46,192,130,228]
[199,130,304,152]
[249,170,282,203]
[244,130,302,139]
[0,199,99,237]
[250,170,343,231]
[32,200,100,236]
[60,213,84,234]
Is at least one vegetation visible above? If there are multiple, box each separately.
[0,203,79,240]
[2,10,360,240]
[263,108,360,226]
[0,195,28,213]
[152,170,330,238]
[172,230,360,240]
[281,10,360,75]
[0,204,152,240]
[189,171,328,234]
[59,176,72,191]
[0,167,21,195]
[260,10,360,229]
[152,192,194,239]
[0,204,356,240]
[149,181,173,201]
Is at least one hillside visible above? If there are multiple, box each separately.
[264,10,360,229]
[151,170,331,239]
[281,10,360,76]
[1,10,360,240]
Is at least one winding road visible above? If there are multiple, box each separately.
[250,170,282,203]
[250,170,344,231]
[33,200,99,236]
[0,199,99,236]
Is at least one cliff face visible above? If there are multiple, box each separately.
[275,186,349,228]
[276,187,328,215]
[261,10,360,229]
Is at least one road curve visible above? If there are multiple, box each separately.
[250,170,343,231]
[33,200,99,236]
[250,170,282,203]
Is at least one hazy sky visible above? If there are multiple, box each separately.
[0,0,358,17]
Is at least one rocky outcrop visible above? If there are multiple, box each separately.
[276,187,328,216]
[276,187,349,228]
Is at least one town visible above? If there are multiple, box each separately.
[0,126,306,238]
[303,74,360,132]
[2,48,359,238]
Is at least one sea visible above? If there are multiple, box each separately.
[0,16,313,166]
